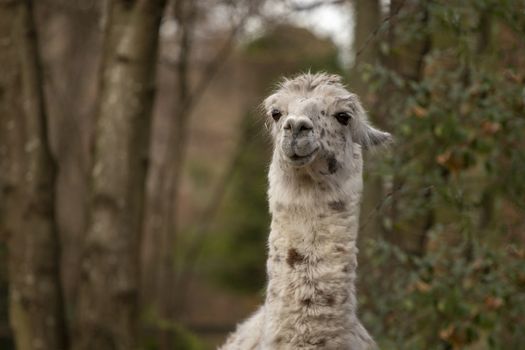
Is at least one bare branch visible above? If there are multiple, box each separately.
[289,0,345,11]
[175,116,257,315]
[159,11,248,116]
[359,184,434,232]
[354,0,406,61]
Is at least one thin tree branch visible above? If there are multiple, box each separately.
[150,0,254,328]
[289,0,345,11]
[354,0,406,62]
[174,117,256,317]
[159,13,248,117]
[359,185,434,232]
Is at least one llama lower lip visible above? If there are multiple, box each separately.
[290,154,309,160]
[287,148,319,163]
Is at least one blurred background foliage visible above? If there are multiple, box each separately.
[1,0,524,349]
[354,1,525,348]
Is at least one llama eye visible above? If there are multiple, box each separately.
[271,109,282,121]
[334,111,351,125]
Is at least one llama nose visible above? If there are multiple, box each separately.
[283,117,313,136]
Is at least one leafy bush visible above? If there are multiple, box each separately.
[357,1,525,348]
[360,238,525,349]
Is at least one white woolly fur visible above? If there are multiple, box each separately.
[220,73,390,350]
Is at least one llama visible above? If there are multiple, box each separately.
[220,73,391,349]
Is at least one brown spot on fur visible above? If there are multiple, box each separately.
[274,336,284,344]
[327,155,338,174]
[286,248,305,268]
[318,290,335,306]
[328,200,346,211]
[335,245,347,253]
[317,182,329,191]
[275,202,285,211]
[301,298,312,307]
[308,338,327,346]
[342,263,351,273]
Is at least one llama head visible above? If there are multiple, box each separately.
[264,73,391,190]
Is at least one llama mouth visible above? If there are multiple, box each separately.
[286,148,319,165]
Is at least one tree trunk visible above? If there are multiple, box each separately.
[0,1,68,349]
[385,0,434,253]
[72,1,166,349]
[39,1,102,309]
[158,0,195,322]
[141,0,195,313]
[351,0,383,239]
[352,0,381,67]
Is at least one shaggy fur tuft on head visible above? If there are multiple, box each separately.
[278,72,344,92]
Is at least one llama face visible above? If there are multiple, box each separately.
[264,74,391,178]
[265,94,353,169]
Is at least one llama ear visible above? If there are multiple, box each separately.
[359,124,393,150]
[338,93,393,149]
[347,98,392,149]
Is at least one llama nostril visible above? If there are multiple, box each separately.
[299,124,312,132]
[295,120,313,135]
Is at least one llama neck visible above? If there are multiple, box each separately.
[263,151,364,348]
